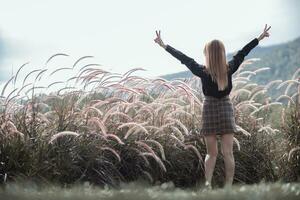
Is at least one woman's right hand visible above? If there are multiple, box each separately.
[257,24,271,41]
[154,30,167,49]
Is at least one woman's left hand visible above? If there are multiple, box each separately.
[257,24,271,41]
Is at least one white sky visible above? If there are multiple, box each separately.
[0,0,299,87]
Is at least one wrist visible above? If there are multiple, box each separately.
[257,36,263,42]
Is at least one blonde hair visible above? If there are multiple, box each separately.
[203,39,228,91]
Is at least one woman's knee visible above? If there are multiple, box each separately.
[221,149,233,158]
[207,150,218,158]
[204,134,218,158]
[220,133,234,158]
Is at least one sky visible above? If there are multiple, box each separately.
[0,0,299,88]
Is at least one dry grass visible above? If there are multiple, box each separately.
[0,56,299,189]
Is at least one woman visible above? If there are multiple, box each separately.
[154,24,271,189]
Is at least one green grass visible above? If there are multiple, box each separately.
[0,181,300,200]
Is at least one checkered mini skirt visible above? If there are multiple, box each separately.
[200,95,239,135]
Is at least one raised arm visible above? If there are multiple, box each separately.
[164,44,206,77]
[228,38,259,75]
[154,30,205,78]
[228,24,271,75]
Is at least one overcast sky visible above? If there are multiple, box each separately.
[0,0,299,86]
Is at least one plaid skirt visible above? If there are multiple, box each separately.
[200,95,239,135]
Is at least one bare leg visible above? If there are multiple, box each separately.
[204,134,218,187]
[221,133,235,188]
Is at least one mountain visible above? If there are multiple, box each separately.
[159,37,300,86]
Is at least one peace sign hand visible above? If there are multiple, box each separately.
[154,30,167,49]
[258,24,271,41]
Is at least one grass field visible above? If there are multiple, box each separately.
[1,181,300,200]
[0,56,299,199]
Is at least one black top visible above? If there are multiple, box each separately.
[165,38,259,99]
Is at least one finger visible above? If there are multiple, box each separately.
[159,30,161,37]
[156,30,159,37]
[266,26,271,31]
[264,24,267,31]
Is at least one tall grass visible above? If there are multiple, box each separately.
[0,56,299,188]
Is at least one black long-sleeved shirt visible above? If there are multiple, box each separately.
[165,38,259,99]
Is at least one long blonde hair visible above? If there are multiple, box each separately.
[203,39,228,91]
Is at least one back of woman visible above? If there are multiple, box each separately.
[154,24,271,189]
